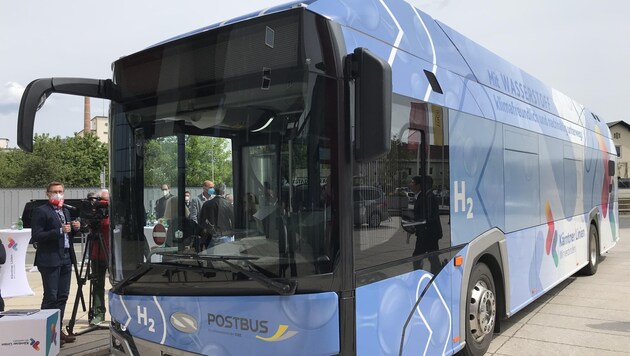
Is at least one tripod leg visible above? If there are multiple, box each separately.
[66,235,90,335]
[70,242,87,310]
[74,230,110,335]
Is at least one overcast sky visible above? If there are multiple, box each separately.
[1,0,628,148]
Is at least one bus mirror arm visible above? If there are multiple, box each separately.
[17,78,118,152]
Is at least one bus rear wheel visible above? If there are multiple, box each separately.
[461,262,496,356]
[580,224,599,276]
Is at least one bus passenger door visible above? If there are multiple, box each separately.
[354,99,454,355]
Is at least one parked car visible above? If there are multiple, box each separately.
[353,186,389,228]
[618,178,630,199]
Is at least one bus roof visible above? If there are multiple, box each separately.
[141,0,610,140]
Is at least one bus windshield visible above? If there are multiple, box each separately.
[108,9,340,294]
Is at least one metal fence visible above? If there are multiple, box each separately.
[0,187,101,229]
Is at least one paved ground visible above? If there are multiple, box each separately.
[6,243,111,356]
[4,218,630,355]
[488,217,630,355]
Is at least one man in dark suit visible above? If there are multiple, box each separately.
[155,183,174,219]
[409,176,442,271]
[31,182,81,346]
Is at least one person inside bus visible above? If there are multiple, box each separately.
[261,181,277,206]
[243,192,259,224]
[199,183,234,249]
[189,180,215,223]
[409,175,442,272]
[184,191,192,210]
[164,194,190,220]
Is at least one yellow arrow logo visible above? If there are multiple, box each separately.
[256,324,298,342]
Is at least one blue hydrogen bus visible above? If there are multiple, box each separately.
[17,0,618,355]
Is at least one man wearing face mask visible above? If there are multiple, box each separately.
[155,183,174,219]
[184,191,192,210]
[189,180,215,223]
[31,182,81,346]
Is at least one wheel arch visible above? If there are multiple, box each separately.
[458,228,510,345]
[588,207,601,251]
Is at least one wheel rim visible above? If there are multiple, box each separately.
[370,213,380,227]
[590,232,597,266]
[469,279,496,342]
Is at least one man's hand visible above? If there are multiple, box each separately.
[63,223,72,234]
[71,220,81,231]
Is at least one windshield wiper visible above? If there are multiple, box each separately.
[111,264,153,294]
[159,253,298,295]
[159,253,258,261]
[111,259,223,293]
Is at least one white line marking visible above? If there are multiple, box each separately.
[411,5,437,101]
[379,0,404,66]
[153,296,167,344]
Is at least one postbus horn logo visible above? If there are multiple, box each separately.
[255,324,298,342]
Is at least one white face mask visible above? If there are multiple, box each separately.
[185,196,190,202]
[54,193,64,200]
[162,190,170,196]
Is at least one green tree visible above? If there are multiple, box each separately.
[62,134,108,186]
[186,136,232,187]
[0,133,108,188]
[142,135,233,188]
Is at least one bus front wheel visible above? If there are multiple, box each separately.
[461,262,496,356]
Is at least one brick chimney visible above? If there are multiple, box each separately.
[84,97,91,136]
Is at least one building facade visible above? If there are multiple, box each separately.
[608,120,630,178]
[80,116,109,144]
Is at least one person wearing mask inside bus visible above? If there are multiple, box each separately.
[31,181,81,346]
[190,180,215,223]
[155,183,173,219]
[90,189,109,326]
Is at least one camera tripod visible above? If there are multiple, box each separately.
[67,223,110,336]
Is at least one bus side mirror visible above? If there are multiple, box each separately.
[17,78,116,152]
[348,47,392,163]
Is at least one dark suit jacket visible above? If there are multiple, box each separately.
[155,194,173,219]
[413,191,443,241]
[31,203,77,267]
[199,196,234,236]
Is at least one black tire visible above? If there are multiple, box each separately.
[580,224,599,276]
[368,212,381,228]
[460,262,496,356]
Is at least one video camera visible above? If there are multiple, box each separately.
[78,198,109,229]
